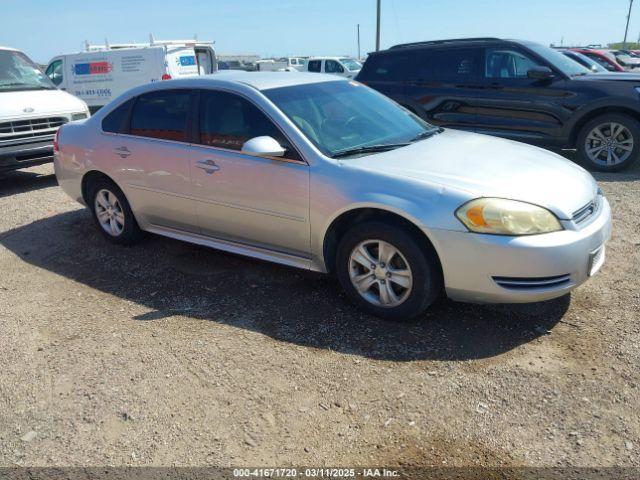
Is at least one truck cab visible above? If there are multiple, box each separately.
[306,56,362,78]
[1,46,89,173]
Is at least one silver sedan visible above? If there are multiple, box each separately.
[54,72,612,320]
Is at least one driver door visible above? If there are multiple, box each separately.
[189,89,311,257]
[474,47,569,144]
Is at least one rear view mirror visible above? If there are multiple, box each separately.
[527,66,554,81]
[241,136,286,158]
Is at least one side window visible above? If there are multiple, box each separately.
[411,48,480,83]
[325,60,344,73]
[585,53,616,71]
[198,90,301,161]
[129,90,191,142]
[485,48,544,79]
[102,98,134,133]
[308,60,322,72]
[45,60,63,86]
[360,53,410,81]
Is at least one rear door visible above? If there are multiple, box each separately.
[166,48,199,78]
[474,46,569,145]
[104,89,199,232]
[404,47,481,131]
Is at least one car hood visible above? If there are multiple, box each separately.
[0,89,87,117]
[347,129,597,220]
[574,72,640,81]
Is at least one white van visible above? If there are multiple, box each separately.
[1,46,89,174]
[306,56,362,78]
[45,39,217,112]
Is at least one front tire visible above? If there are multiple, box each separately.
[336,222,442,321]
[88,178,144,246]
[577,113,640,171]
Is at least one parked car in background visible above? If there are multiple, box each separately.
[278,57,307,71]
[570,48,625,72]
[1,46,89,174]
[357,37,640,171]
[611,50,640,70]
[54,72,611,320]
[306,57,362,78]
[255,59,289,71]
[45,38,217,113]
[560,49,607,73]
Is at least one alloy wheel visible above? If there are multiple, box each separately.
[585,122,634,166]
[348,239,413,308]
[94,189,125,237]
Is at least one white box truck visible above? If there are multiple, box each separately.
[45,38,217,112]
[1,46,89,173]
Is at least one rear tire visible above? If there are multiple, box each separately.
[336,221,442,321]
[577,113,640,171]
[87,178,144,246]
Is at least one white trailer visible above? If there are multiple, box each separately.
[45,37,217,112]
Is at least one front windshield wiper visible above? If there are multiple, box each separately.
[331,143,409,159]
[0,83,54,90]
[410,127,444,143]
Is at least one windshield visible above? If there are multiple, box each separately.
[264,80,437,157]
[526,43,591,76]
[0,50,54,91]
[568,51,607,72]
[340,58,362,71]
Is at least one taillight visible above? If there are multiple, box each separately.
[53,128,61,153]
[161,74,172,80]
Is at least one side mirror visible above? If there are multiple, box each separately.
[527,66,554,81]
[241,136,286,158]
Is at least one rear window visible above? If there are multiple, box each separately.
[102,99,133,133]
[129,90,191,142]
[410,48,480,83]
[359,53,410,81]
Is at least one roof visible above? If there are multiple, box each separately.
[308,56,355,60]
[178,71,346,90]
[389,37,503,50]
[0,45,20,52]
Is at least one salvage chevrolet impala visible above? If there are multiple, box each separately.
[54,72,612,320]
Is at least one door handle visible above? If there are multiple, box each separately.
[113,146,131,158]
[196,159,220,174]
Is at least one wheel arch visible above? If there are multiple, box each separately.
[569,105,640,145]
[321,206,443,276]
[81,170,123,205]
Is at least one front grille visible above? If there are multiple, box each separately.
[572,195,601,224]
[493,274,572,290]
[0,117,68,141]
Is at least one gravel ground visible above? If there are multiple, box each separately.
[0,161,638,471]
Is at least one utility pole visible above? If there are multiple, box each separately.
[376,0,381,51]
[623,0,634,48]
[357,24,361,60]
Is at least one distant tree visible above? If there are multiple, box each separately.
[609,42,640,49]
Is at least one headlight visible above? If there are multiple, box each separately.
[72,112,89,121]
[455,198,563,235]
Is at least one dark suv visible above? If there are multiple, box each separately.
[357,37,640,171]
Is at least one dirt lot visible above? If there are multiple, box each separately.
[0,161,638,471]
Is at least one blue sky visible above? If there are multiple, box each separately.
[2,0,638,63]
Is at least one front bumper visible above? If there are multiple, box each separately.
[0,139,54,173]
[428,197,612,303]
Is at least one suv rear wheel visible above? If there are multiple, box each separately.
[577,113,640,171]
[336,221,442,321]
